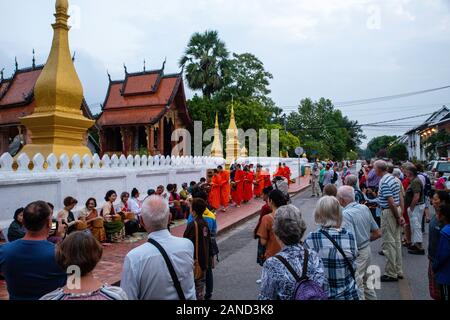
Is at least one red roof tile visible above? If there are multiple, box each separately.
[0,80,11,98]
[104,76,180,110]
[0,101,35,125]
[0,69,41,106]
[122,72,160,95]
[97,106,166,127]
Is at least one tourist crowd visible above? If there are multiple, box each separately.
[256,159,449,301]
[0,163,292,301]
[1,159,449,301]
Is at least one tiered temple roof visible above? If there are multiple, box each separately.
[0,64,94,126]
[97,65,191,128]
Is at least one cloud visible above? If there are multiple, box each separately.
[1,0,450,146]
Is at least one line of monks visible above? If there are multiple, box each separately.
[208,163,292,212]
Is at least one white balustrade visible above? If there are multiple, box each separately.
[71,154,82,171]
[0,153,14,172]
[82,154,92,169]
[134,155,141,168]
[17,153,30,172]
[119,155,127,168]
[110,154,119,168]
[47,154,58,172]
[101,154,111,169]
[60,154,70,170]
[32,154,45,172]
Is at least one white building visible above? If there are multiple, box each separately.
[402,106,449,161]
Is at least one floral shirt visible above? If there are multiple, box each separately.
[258,244,326,300]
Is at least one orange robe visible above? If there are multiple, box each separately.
[254,171,264,197]
[208,174,222,210]
[243,171,254,202]
[284,166,292,186]
[219,170,231,208]
[262,169,272,188]
[232,169,245,206]
[274,167,284,178]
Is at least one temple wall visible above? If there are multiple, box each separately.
[0,153,225,229]
[0,153,305,231]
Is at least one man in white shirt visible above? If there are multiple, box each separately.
[337,186,381,300]
[120,195,196,300]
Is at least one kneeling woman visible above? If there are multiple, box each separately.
[101,190,125,243]
[80,198,107,243]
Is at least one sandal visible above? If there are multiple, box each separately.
[402,240,412,248]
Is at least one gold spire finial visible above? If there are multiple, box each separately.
[211,112,223,158]
[226,98,241,164]
[56,0,69,13]
[18,0,94,159]
[215,112,219,128]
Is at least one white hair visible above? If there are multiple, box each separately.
[374,160,388,172]
[141,195,170,231]
[393,168,402,178]
[337,186,356,206]
[314,196,343,228]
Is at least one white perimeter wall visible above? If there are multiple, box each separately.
[0,153,304,229]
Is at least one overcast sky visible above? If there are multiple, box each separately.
[1,0,450,147]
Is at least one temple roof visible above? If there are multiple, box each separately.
[0,64,94,126]
[97,67,191,127]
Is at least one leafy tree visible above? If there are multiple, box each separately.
[346,150,359,161]
[286,98,364,160]
[366,136,398,159]
[387,143,408,162]
[424,130,450,160]
[223,53,273,99]
[179,30,230,99]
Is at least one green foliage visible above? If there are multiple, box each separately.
[346,150,359,161]
[365,135,398,159]
[286,98,365,161]
[424,131,450,160]
[387,143,408,163]
[223,53,273,99]
[179,30,231,99]
[182,30,364,159]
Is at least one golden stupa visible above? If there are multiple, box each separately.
[225,103,241,165]
[210,112,223,158]
[19,0,94,159]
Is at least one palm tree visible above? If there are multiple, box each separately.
[179,30,230,99]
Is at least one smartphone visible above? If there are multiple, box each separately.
[51,220,58,231]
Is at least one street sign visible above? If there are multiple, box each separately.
[295,147,304,156]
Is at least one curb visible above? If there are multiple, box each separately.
[217,183,311,237]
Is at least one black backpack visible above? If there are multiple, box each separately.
[419,173,432,197]
[331,171,338,184]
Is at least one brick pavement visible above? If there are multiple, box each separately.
[0,176,309,300]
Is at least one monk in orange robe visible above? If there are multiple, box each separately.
[274,163,284,178]
[262,167,272,188]
[208,169,222,211]
[243,166,254,202]
[232,164,245,207]
[218,166,230,212]
[283,163,292,186]
[254,165,264,198]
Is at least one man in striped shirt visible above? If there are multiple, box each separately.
[375,160,405,282]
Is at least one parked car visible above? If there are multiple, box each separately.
[427,160,450,187]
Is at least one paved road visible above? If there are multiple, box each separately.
[212,188,431,300]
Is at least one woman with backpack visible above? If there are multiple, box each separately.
[259,205,326,300]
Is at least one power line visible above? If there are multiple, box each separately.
[334,85,450,107]
[297,112,433,131]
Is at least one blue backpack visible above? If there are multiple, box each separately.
[275,248,327,300]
